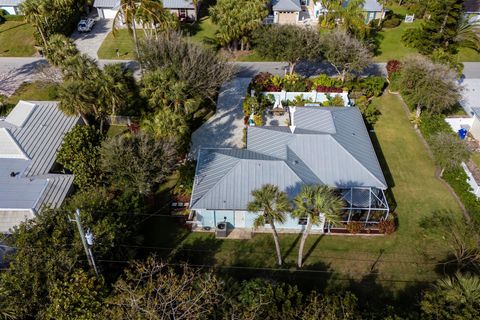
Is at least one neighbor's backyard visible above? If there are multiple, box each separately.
[143,92,464,299]
[0,17,35,57]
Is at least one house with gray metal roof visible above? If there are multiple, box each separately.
[93,0,120,19]
[190,106,389,234]
[0,101,79,233]
[0,0,24,15]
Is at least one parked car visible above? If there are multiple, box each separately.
[77,18,95,32]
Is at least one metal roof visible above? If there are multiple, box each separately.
[272,0,301,12]
[191,149,303,210]
[93,0,120,8]
[0,0,24,6]
[162,0,195,9]
[0,101,78,231]
[343,0,383,12]
[464,0,480,13]
[191,107,387,210]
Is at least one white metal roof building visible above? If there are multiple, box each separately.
[0,101,79,233]
[190,107,389,231]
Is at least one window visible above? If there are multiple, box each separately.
[298,218,307,225]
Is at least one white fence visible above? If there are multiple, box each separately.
[261,90,350,107]
[462,163,480,198]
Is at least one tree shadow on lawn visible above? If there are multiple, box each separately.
[343,272,427,317]
[369,129,397,212]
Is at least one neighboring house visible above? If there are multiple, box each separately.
[270,0,385,25]
[163,0,197,21]
[190,107,389,234]
[271,0,302,24]
[93,0,120,19]
[0,0,24,15]
[0,101,79,233]
[343,0,385,23]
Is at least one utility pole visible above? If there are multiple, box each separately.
[70,209,99,276]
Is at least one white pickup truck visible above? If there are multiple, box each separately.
[77,18,95,33]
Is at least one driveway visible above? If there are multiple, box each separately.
[71,19,113,59]
[190,77,251,158]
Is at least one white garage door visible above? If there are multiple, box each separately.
[1,6,17,15]
[103,8,118,19]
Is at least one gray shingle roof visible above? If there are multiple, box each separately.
[0,101,78,226]
[0,0,24,6]
[162,0,195,9]
[272,0,301,12]
[191,107,387,210]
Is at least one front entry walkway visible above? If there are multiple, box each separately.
[190,77,251,158]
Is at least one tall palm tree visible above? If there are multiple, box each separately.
[141,109,189,150]
[247,184,291,266]
[20,0,49,47]
[339,0,368,37]
[97,64,129,117]
[292,185,343,268]
[59,79,99,125]
[44,34,79,67]
[454,16,480,52]
[113,0,166,58]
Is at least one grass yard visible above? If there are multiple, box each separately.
[97,29,140,60]
[143,92,464,301]
[374,20,421,62]
[0,18,36,57]
[1,81,59,115]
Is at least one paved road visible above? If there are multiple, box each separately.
[190,77,251,158]
[71,19,113,60]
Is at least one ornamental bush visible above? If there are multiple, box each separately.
[56,125,103,190]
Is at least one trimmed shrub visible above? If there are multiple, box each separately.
[382,17,401,28]
[346,222,363,234]
[443,168,480,225]
[378,218,396,235]
[354,76,386,98]
[418,114,453,140]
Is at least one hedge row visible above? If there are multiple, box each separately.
[419,114,480,226]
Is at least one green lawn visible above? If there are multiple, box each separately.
[1,81,59,115]
[143,92,463,297]
[97,29,140,60]
[97,18,218,59]
[0,18,36,57]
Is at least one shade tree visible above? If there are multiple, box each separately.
[253,25,321,74]
[320,29,373,83]
[430,132,470,176]
[396,55,460,125]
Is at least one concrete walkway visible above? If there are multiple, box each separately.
[71,19,113,59]
[190,77,251,158]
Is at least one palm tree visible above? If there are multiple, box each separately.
[292,185,343,268]
[58,79,99,125]
[0,287,16,320]
[20,0,49,47]
[141,109,189,138]
[454,16,480,52]
[113,0,166,58]
[247,184,291,266]
[339,0,368,38]
[97,64,129,117]
[44,34,79,67]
